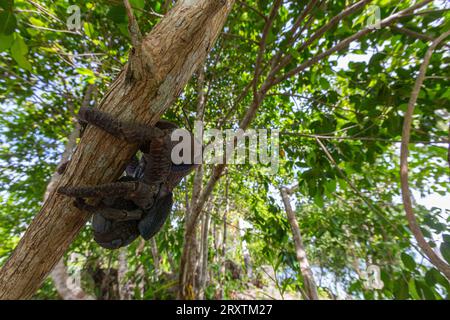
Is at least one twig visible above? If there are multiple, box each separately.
[24,23,80,35]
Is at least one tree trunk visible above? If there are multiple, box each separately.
[47,85,96,300]
[239,218,252,279]
[218,174,229,299]
[150,238,161,276]
[0,0,233,300]
[280,186,319,300]
[118,248,132,300]
[198,204,211,299]
[134,239,147,299]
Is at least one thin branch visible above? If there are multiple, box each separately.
[252,0,283,97]
[24,23,80,35]
[282,132,449,144]
[272,0,372,77]
[289,0,321,43]
[123,0,142,47]
[400,30,450,280]
[267,0,321,82]
[300,0,371,50]
[218,81,253,129]
[399,7,450,18]
[390,25,450,49]
[280,185,318,300]
[27,0,63,24]
[237,0,267,21]
[272,0,434,87]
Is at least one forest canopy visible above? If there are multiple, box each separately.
[0,0,449,300]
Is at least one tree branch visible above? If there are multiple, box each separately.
[252,0,283,97]
[272,0,434,87]
[273,0,372,76]
[123,0,142,48]
[400,30,450,280]
[280,185,319,300]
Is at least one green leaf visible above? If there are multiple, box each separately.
[393,278,409,300]
[427,268,450,291]
[130,0,145,10]
[0,33,14,51]
[10,35,28,56]
[425,269,437,286]
[75,67,95,77]
[83,22,95,39]
[0,0,13,10]
[108,5,126,23]
[415,280,436,300]
[319,77,330,89]
[440,241,450,264]
[29,17,45,27]
[154,2,161,12]
[11,53,31,71]
[443,234,450,244]
[0,10,17,35]
[118,23,129,37]
[401,253,416,271]
[10,35,31,70]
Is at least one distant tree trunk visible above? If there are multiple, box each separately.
[150,238,161,276]
[51,258,94,300]
[118,248,132,300]
[239,218,252,279]
[280,185,319,300]
[0,0,233,299]
[178,65,208,299]
[198,203,211,299]
[218,174,229,299]
[134,239,147,299]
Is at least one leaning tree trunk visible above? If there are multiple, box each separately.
[280,186,319,300]
[48,84,96,300]
[0,0,234,299]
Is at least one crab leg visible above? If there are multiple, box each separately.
[78,107,165,144]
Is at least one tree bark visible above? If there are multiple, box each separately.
[400,30,450,280]
[0,0,233,299]
[48,84,96,300]
[280,185,319,300]
[218,174,229,299]
[198,202,211,299]
[150,238,161,276]
[118,248,132,300]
